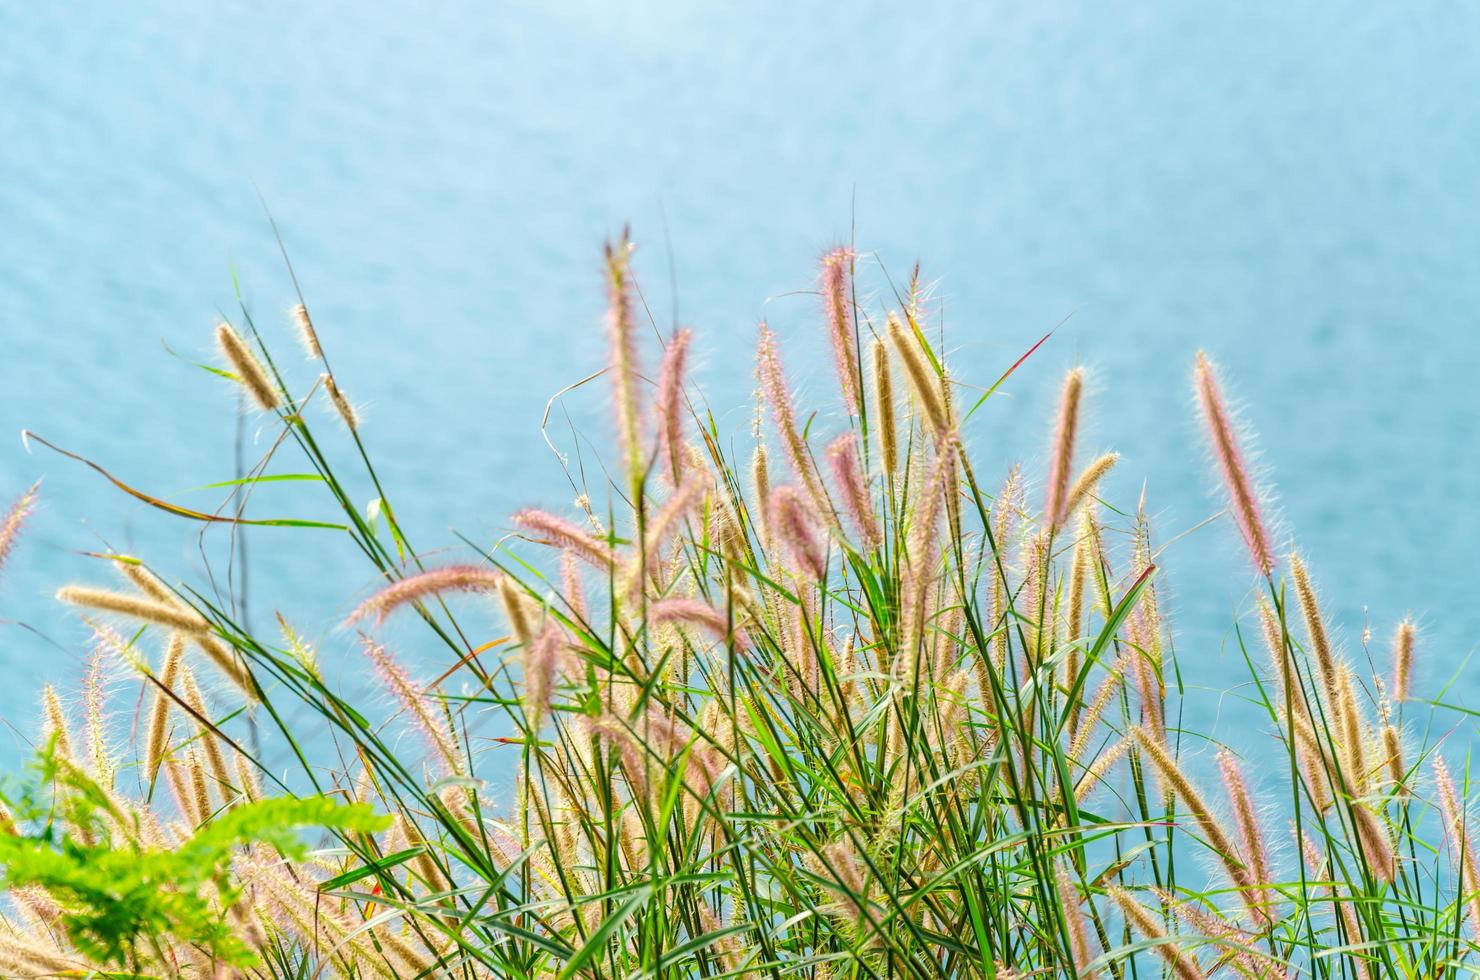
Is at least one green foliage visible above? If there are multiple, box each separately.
[0,742,388,973]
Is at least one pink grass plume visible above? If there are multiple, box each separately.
[821,247,861,416]
[0,480,39,585]
[770,485,826,581]
[1043,367,1084,530]
[656,327,693,485]
[345,564,502,627]
[826,432,881,551]
[1194,352,1274,577]
[512,509,615,568]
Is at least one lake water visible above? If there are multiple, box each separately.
[4,2,1480,786]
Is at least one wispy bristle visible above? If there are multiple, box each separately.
[1074,736,1130,803]
[1107,886,1208,980]
[345,564,501,627]
[364,639,461,775]
[42,684,73,762]
[1335,663,1369,794]
[522,626,561,728]
[292,303,321,359]
[498,575,539,650]
[886,313,949,439]
[770,485,826,581]
[1060,452,1118,529]
[1217,748,1274,924]
[821,248,861,416]
[650,598,747,649]
[215,322,281,412]
[1435,757,1480,937]
[1381,724,1407,795]
[0,480,39,584]
[1054,864,1099,977]
[1193,351,1273,576]
[144,633,183,784]
[826,432,881,551]
[756,322,834,524]
[656,327,693,484]
[56,585,209,633]
[605,231,643,488]
[1290,553,1338,700]
[182,666,231,806]
[1132,727,1263,922]
[1043,367,1084,529]
[322,373,358,431]
[751,443,772,540]
[1393,617,1415,704]
[512,509,615,569]
[871,339,897,478]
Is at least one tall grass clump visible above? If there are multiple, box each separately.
[1,233,1475,978]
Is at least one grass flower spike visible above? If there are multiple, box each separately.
[1194,351,1273,576]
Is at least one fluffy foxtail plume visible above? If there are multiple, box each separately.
[751,443,772,539]
[818,838,872,933]
[649,598,747,648]
[1131,727,1264,923]
[826,432,881,551]
[0,480,39,584]
[292,303,321,359]
[364,639,462,775]
[1435,757,1480,938]
[1193,351,1273,576]
[1216,748,1274,924]
[821,247,861,416]
[522,626,561,728]
[871,339,897,478]
[1061,452,1118,528]
[1043,367,1084,529]
[56,585,209,634]
[1054,864,1099,978]
[345,565,502,626]
[322,373,358,431]
[1154,888,1291,980]
[42,684,73,762]
[1107,886,1208,980]
[756,322,834,524]
[770,485,826,581]
[1335,663,1369,793]
[1290,553,1338,698]
[1393,617,1415,704]
[628,473,705,595]
[1381,724,1407,795]
[604,232,643,487]
[886,313,949,439]
[498,575,537,648]
[145,633,184,783]
[215,322,281,412]
[1298,831,1372,980]
[655,327,693,484]
[560,550,588,622]
[512,509,615,568]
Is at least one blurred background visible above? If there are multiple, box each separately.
[3,2,1479,776]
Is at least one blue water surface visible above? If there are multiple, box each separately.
[3,2,1480,790]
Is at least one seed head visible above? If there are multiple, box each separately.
[826,432,881,551]
[215,322,281,412]
[656,327,693,485]
[887,313,949,439]
[820,248,861,415]
[1193,352,1273,576]
[1044,367,1084,529]
[292,303,321,359]
[871,339,897,478]
[345,564,502,627]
